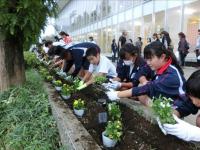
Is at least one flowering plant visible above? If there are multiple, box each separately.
[105,120,122,141]
[108,102,121,121]
[94,76,107,84]
[73,99,85,110]
[61,84,73,96]
[152,96,176,124]
[54,80,62,87]
[46,75,53,82]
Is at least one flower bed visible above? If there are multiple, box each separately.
[39,61,197,150]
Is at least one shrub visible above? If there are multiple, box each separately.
[24,51,39,68]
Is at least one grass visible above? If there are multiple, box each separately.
[0,69,62,150]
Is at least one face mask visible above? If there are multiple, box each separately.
[124,60,133,66]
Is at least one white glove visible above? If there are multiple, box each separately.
[106,91,120,101]
[163,114,200,142]
[107,81,121,90]
[156,117,167,135]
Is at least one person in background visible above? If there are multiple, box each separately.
[161,70,200,142]
[108,43,154,91]
[118,31,127,59]
[135,37,143,55]
[195,29,200,66]
[147,37,151,44]
[178,32,190,67]
[59,31,72,44]
[161,31,173,51]
[152,33,160,42]
[106,41,185,107]
[77,47,117,90]
[89,36,96,44]
[111,39,118,62]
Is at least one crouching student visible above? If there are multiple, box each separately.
[77,47,117,90]
[161,70,200,142]
[108,43,154,90]
[106,41,185,107]
[48,42,101,77]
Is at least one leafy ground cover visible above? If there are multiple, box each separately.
[0,69,62,150]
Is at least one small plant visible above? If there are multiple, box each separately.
[46,75,53,82]
[73,98,85,110]
[24,51,39,68]
[105,120,122,141]
[108,102,121,121]
[94,76,107,84]
[72,77,81,91]
[54,80,62,87]
[152,96,176,124]
[61,84,72,96]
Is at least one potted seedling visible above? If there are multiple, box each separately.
[73,98,85,117]
[108,102,121,121]
[94,76,107,84]
[152,96,176,124]
[54,80,62,91]
[61,84,72,100]
[102,120,122,148]
[46,75,53,82]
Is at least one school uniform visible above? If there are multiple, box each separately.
[88,55,117,78]
[63,42,101,77]
[131,59,186,104]
[116,57,154,87]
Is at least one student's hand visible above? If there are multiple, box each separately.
[163,114,200,141]
[77,83,87,90]
[108,81,121,90]
[106,91,120,101]
[156,117,167,135]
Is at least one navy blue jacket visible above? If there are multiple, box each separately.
[174,96,199,117]
[116,57,154,87]
[64,42,100,77]
[132,65,186,101]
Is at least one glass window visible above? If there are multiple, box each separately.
[183,0,200,49]
[155,11,165,33]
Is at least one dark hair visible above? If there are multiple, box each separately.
[144,41,183,75]
[48,46,66,57]
[178,32,186,38]
[89,36,93,41]
[119,43,139,59]
[161,31,171,46]
[138,37,142,41]
[153,33,158,39]
[112,39,115,43]
[186,70,200,98]
[198,29,200,32]
[59,31,69,36]
[86,47,100,57]
[45,40,53,47]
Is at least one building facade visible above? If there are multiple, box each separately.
[55,0,200,53]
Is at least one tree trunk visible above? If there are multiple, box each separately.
[0,34,25,91]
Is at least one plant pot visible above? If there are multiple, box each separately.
[74,108,84,117]
[61,94,71,100]
[102,131,117,148]
[55,86,62,91]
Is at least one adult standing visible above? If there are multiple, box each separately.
[118,31,127,57]
[178,32,190,67]
[111,39,117,62]
[135,37,143,55]
[161,31,173,51]
[195,29,200,65]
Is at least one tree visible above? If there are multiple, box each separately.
[0,0,57,91]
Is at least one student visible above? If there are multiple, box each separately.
[59,31,72,44]
[134,37,143,55]
[106,41,184,106]
[48,42,101,77]
[108,43,154,90]
[77,47,117,90]
[111,39,118,62]
[162,70,200,142]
